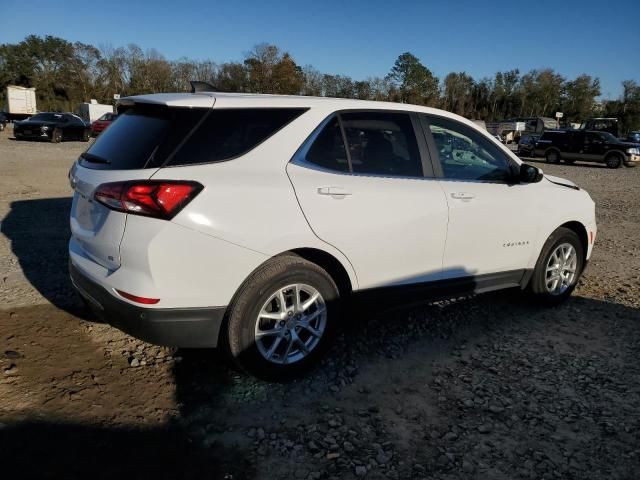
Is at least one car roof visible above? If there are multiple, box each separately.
[121,91,465,119]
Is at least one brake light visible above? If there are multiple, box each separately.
[115,289,160,305]
[94,180,203,219]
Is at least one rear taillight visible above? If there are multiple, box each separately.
[94,180,203,219]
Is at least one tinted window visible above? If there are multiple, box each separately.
[585,132,601,143]
[597,132,617,142]
[341,112,422,177]
[427,116,513,181]
[81,105,198,169]
[169,108,305,167]
[30,113,63,122]
[305,117,349,172]
[67,114,85,125]
[81,106,305,170]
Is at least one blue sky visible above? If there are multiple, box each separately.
[1,0,638,98]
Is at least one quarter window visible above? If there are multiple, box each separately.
[426,116,513,182]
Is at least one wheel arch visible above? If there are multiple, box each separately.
[604,150,624,163]
[558,221,589,262]
[523,220,590,290]
[286,247,354,298]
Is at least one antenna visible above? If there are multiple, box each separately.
[190,81,218,93]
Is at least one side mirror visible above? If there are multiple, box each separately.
[518,163,543,183]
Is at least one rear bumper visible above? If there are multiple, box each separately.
[69,261,226,347]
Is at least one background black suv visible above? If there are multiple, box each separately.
[534,130,639,169]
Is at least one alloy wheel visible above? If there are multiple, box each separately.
[254,283,326,365]
[545,243,578,295]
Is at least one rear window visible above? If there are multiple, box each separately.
[30,113,63,122]
[80,105,306,170]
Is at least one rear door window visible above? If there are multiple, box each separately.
[342,112,422,177]
[80,106,306,170]
[303,111,423,177]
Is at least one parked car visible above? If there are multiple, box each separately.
[0,111,7,132]
[624,131,640,144]
[91,112,118,136]
[68,92,597,379]
[13,112,90,142]
[534,129,639,168]
[517,134,540,157]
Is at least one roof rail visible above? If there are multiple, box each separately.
[190,81,218,93]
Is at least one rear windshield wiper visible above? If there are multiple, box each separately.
[80,152,111,164]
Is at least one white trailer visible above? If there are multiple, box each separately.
[5,86,37,121]
[486,121,526,144]
[79,101,114,124]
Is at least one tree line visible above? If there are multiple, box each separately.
[1,35,639,132]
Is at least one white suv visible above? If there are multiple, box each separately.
[68,90,597,379]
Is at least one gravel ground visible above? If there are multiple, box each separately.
[0,132,639,479]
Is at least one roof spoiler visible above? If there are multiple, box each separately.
[190,81,219,93]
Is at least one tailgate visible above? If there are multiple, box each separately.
[69,96,215,271]
[70,165,158,270]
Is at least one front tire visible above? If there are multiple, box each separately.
[528,227,584,305]
[605,153,623,169]
[225,255,340,380]
[545,149,560,163]
[82,130,90,142]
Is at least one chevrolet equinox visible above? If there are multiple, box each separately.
[69,89,597,379]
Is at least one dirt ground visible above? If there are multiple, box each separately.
[0,132,639,480]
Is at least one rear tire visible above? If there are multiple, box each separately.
[225,254,340,380]
[528,227,584,305]
[605,153,623,169]
[624,161,637,168]
[82,130,90,142]
[545,149,560,163]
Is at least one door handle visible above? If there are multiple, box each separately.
[450,192,475,201]
[317,186,352,197]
